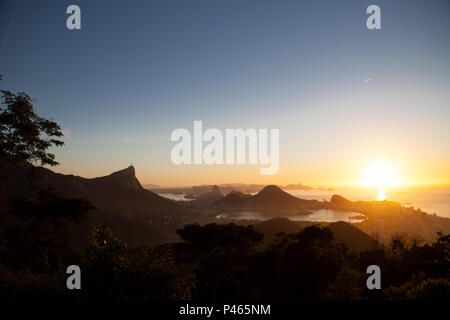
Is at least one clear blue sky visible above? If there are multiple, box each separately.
[0,0,449,186]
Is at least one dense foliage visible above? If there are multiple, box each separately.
[0,218,449,300]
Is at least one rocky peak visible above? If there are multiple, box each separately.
[101,165,142,190]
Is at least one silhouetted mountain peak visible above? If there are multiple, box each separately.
[4,161,188,219]
[110,165,135,177]
[95,165,142,190]
[249,184,321,212]
[255,185,296,202]
[330,194,352,207]
[330,220,348,228]
[257,185,284,196]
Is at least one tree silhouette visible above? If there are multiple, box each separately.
[0,75,67,224]
[0,75,64,166]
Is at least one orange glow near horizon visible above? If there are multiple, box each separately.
[362,161,401,188]
[53,148,450,189]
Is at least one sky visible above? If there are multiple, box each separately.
[0,0,449,187]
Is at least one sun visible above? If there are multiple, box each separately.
[362,161,400,188]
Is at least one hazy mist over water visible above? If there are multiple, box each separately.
[286,187,450,218]
[216,209,366,223]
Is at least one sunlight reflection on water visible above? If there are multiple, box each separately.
[377,188,387,201]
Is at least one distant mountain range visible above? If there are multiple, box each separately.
[4,161,187,219]
[145,182,333,196]
[6,160,446,248]
[3,161,197,245]
[3,162,327,222]
[186,185,323,215]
